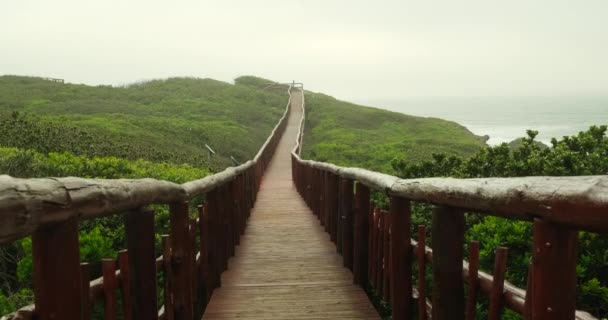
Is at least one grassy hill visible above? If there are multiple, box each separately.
[301,91,487,173]
[0,75,287,171]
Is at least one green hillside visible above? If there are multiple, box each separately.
[0,75,287,171]
[301,91,487,173]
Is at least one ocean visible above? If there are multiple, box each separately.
[359,96,608,146]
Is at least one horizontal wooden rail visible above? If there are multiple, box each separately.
[0,84,295,320]
[290,88,603,320]
[291,163,608,233]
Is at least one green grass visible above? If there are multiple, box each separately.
[301,91,487,173]
[0,75,287,171]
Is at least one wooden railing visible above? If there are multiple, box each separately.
[290,88,605,320]
[0,84,298,320]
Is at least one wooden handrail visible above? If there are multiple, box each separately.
[289,89,608,233]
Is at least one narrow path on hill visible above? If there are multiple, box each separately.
[202,90,380,319]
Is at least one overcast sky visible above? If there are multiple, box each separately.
[1,0,607,101]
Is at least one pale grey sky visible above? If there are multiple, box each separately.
[1,0,607,101]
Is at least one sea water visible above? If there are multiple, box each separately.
[360,96,608,146]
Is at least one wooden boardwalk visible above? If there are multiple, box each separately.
[202,92,380,319]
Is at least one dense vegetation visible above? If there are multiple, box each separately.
[0,75,287,170]
[0,75,288,316]
[396,127,608,318]
[300,91,606,318]
[301,91,487,173]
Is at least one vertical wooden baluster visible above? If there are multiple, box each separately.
[223,184,231,270]
[217,186,227,274]
[162,235,174,320]
[322,171,329,229]
[311,167,315,210]
[169,202,194,320]
[240,174,247,235]
[224,183,232,265]
[488,247,508,320]
[125,208,158,320]
[118,250,133,320]
[390,196,412,320]
[198,204,209,307]
[431,206,464,320]
[309,168,315,214]
[370,208,378,289]
[378,210,385,296]
[189,218,199,317]
[382,211,390,302]
[417,225,427,320]
[233,176,242,247]
[377,208,384,290]
[328,172,339,244]
[319,170,324,224]
[341,178,355,270]
[337,174,343,254]
[207,190,221,291]
[305,166,311,207]
[531,219,578,320]
[230,180,238,257]
[218,186,226,281]
[33,218,82,320]
[102,259,117,320]
[465,241,480,320]
[318,170,323,221]
[81,262,91,320]
[523,263,533,320]
[353,182,370,286]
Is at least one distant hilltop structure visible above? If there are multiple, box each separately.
[43,77,64,83]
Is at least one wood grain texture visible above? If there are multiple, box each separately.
[202,90,379,320]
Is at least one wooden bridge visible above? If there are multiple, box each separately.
[1,84,606,320]
[202,90,378,319]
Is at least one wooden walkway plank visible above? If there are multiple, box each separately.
[202,91,380,319]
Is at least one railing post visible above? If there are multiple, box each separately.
[102,258,117,320]
[316,169,323,221]
[162,235,174,320]
[370,208,379,290]
[489,247,508,320]
[206,190,221,291]
[189,218,199,318]
[416,226,427,320]
[220,185,230,272]
[169,202,194,320]
[382,210,390,301]
[118,250,133,320]
[232,176,242,246]
[390,196,412,320]
[81,262,91,320]
[125,208,158,320]
[340,178,355,270]
[465,241,480,320]
[198,204,209,307]
[32,218,82,320]
[531,219,578,320]
[327,172,339,244]
[431,206,465,320]
[322,170,328,229]
[353,182,370,286]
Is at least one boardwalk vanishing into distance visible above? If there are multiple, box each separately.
[202,91,380,319]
